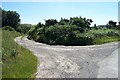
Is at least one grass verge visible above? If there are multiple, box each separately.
[93,36,120,45]
[2,30,38,79]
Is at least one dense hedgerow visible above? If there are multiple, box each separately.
[28,25,120,45]
[16,24,32,34]
[28,17,120,45]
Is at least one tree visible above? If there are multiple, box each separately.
[2,10,7,27]
[69,16,93,32]
[108,20,117,28]
[119,22,120,25]
[0,8,1,28]
[16,24,32,34]
[45,19,58,26]
[59,18,69,25]
[2,10,21,29]
[37,22,44,28]
[94,24,96,27]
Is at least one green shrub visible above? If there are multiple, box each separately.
[16,24,31,34]
[2,26,15,31]
[28,21,120,45]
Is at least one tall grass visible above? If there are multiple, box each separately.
[88,29,120,44]
[2,30,38,78]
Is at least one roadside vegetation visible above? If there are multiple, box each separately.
[2,9,38,78]
[28,17,120,46]
[1,7,120,79]
[2,29,38,78]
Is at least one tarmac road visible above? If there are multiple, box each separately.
[15,36,119,78]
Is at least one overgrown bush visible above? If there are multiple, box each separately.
[28,16,120,45]
[16,24,32,34]
[28,24,95,45]
[2,26,15,31]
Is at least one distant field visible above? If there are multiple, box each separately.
[2,30,38,78]
[90,29,120,44]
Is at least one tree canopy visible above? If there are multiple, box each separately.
[2,9,21,29]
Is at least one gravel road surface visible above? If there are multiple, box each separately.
[15,37,119,78]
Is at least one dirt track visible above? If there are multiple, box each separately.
[15,36,118,78]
